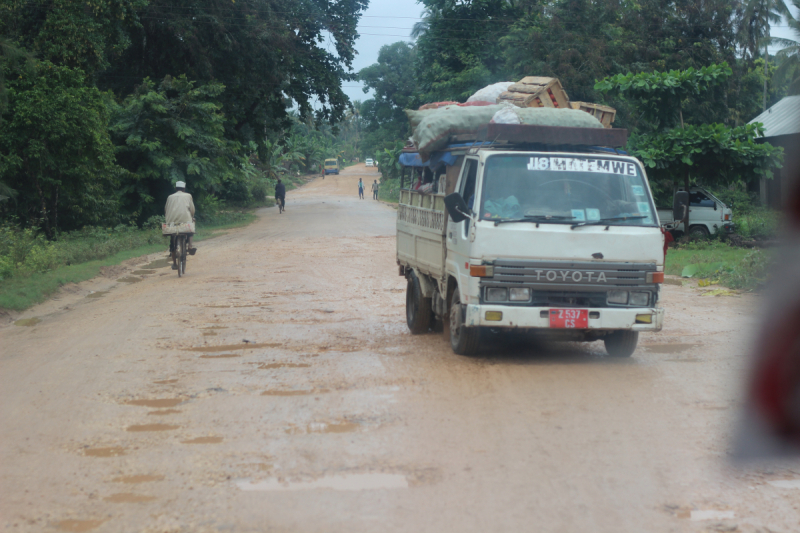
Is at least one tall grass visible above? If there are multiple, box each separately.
[665,240,771,290]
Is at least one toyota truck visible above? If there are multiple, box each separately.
[396,123,669,357]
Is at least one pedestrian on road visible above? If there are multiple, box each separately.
[371,180,379,200]
[275,178,286,213]
[358,178,364,199]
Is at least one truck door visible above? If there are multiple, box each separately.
[689,189,718,232]
[446,158,479,297]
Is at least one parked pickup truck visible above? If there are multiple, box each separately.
[657,187,733,238]
[396,123,668,357]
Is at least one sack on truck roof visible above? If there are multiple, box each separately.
[466,82,515,104]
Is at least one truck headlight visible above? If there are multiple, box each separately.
[629,292,650,306]
[607,290,628,305]
[509,288,531,301]
[486,288,508,302]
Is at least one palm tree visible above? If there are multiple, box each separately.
[736,0,792,109]
[773,0,800,94]
[411,7,438,39]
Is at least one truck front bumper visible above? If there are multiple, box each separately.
[464,305,664,332]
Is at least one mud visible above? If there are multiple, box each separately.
[130,270,156,276]
[125,424,179,432]
[112,475,164,484]
[82,447,126,457]
[116,276,142,283]
[13,317,40,327]
[186,342,281,352]
[142,258,170,269]
[2,164,794,533]
[125,399,183,408]
[102,493,156,503]
[181,436,223,444]
[85,291,109,299]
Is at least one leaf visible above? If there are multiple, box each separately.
[681,264,700,278]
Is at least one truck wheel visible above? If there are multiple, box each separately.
[406,272,432,334]
[604,330,639,357]
[688,225,710,239]
[450,288,480,355]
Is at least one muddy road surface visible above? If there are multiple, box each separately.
[2,164,799,533]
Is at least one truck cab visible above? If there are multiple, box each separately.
[397,129,665,357]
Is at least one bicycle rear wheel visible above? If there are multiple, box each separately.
[178,236,186,277]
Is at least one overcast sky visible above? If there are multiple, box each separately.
[320,1,800,108]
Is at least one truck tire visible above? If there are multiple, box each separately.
[450,288,480,355]
[688,225,710,239]
[604,330,639,357]
[406,272,432,334]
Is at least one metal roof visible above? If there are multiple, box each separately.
[748,95,800,138]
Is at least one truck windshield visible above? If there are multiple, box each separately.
[479,154,657,227]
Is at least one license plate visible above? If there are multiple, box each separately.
[549,309,588,328]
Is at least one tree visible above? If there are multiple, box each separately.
[109,75,256,222]
[772,0,800,94]
[0,61,118,235]
[596,65,783,231]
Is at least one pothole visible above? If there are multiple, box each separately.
[82,447,126,457]
[236,473,408,492]
[14,317,40,327]
[125,399,183,408]
[126,424,179,432]
[181,436,224,444]
[116,276,142,283]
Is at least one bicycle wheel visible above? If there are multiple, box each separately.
[178,236,186,277]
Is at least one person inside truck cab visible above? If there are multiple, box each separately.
[690,190,715,208]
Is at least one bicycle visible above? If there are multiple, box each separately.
[172,234,189,277]
[277,196,285,214]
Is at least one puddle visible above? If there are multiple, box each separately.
[83,446,126,457]
[288,421,359,434]
[126,424,179,432]
[644,344,699,354]
[768,479,800,489]
[14,317,40,327]
[143,258,170,269]
[153,379,178,385]
[181,436,223,444]
[86,291,110,299]
[148,409,182,416]
[125,399,183,408]
[203,331,218,336]
[200,326,228,330]
[205,304,263,308]
[116,276,142,283]
[103,493,156,503]
[261,390,314,396]
[237,473,408,492]
[55,519,106,532]
[690,510,735,521]
[131,270,156,276]
[199,353,240,359]
[258,362,310,369]
[186,342,281,353]
[112,475,164,484]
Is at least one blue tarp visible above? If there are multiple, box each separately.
[400,143,475,168]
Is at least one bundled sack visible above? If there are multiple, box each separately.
[490,106,604,129]
[412,104,505,158]
[418,101,459,110]
[467,82,514,104]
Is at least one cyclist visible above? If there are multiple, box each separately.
[165,181,197,270]
[275,178,286,213]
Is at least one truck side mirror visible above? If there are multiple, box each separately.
[444,193,471,223]
[673,191,689,221]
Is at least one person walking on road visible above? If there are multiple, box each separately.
[358,178,364,199]
[165,181,197,270]
[275,178,286,213]
[371,180,379,200]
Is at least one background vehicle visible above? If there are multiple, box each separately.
[397,124,669,357]
[365,158,375,167]
[657,186,733,238]
[324,158,340,175]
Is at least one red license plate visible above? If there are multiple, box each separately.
[549,309,588,328]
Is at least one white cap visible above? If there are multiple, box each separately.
[175,181,186,188]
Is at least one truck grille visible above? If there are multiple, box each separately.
[489,259,655,291]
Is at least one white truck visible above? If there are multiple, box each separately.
[397,123,670,357]
[657,187,734,238]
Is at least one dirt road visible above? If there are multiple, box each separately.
[2,164,799,533]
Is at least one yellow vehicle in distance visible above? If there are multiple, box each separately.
[324,158,339,175]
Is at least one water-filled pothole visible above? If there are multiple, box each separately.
[181,436,223,444]
[148,409,182,416]
[86,291,109,299]
[126,424,179,432]
[83,446,126,457]
[199,353,240,359]
[125,399,183,408]
[131,270,156,276]
[14,317,40,327]
[116,276,142,283]
[143,258,170,269]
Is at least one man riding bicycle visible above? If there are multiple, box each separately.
[275,178,286,213]
[165,181,197,270]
